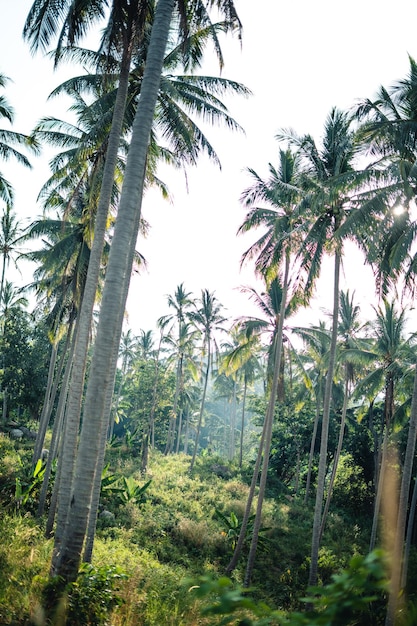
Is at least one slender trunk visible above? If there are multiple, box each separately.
[84,250,135,564]
[37,325,76,518]
[402,470,417,589]
[319,372,349,541]
[190,348,211,472]
[225,412,267,575]
[229,382,237,460]
[244,253,290,587]
[183,410,190,455]
[50,44,134,574]
[32,343,57,464]
[369,426,389,552]
[308,249,341,587]
[33,322,73,467]
[52,0,176,582]
[142,332,163,472]
[370,375,394,552]
[239,380,247,468]
[304,387,321,504]
[386,363,417,625]
[175,408,183,454]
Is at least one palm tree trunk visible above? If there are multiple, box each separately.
[239,380,247,468]
[190,349,211,472]
[225,411,267,575]
[370,375,395,552]
[386,363,417,625]
[319,372,349,542]
[244,254,290,587]
[308,249,341,587]
[32,343,57,465]
[52,0,176,583]
[33,321,74,467]
[304,389,321,503]
[50,38,135,572]
[402,469,417,589]
[229,381,237,460]
[37,322,76,519]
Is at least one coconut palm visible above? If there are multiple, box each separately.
[0,206,26,308]
[163,283,194,453]
[319,290,370,540]
[48,0,242,583]
[280,107,365,587]
[219,326,262,466]
[353,300,413,551]
[291,321,331,503]
[188,289,226,470]
[226,146,307,582]
[351,61,417,623]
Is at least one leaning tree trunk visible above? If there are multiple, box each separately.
[304,385,322,504]
[83,232,138,564]
[402,465,417,589]
[189,345,211,472]
[225,411,267,575]
[37,320,77,519]
[244,253,290,587]
[33,319,74,468]
[386,362,417,626]
[52,0,176,583]
[32,342,57,466]
[319,371,349,541]
[308,249,341,587]
[50,39,137,573]
[369,374,395,552]
[239,379,248,468]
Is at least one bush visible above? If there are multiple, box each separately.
[41,563,128,626]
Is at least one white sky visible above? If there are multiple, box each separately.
[2,0,417,334]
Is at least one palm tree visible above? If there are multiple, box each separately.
[291,321,331,503]
[188,289,226,470]
[351,62,417,623]
[0,206,25,308]
[109,328,138,437]
[280,107,364,587]
[219,326,261,467]
[355,300,412,551]
[226,146,307,582]
[24,0,154,575]
[163,283,193,453]
[48,0,242,584]
[0,73,38,207]
[319,290,370,540]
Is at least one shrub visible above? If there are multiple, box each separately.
[40,563,128,626]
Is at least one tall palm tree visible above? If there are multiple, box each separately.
[163,283,193,453]
[351,61,417,624]
[226,147,306,582]
[24,1,153,574]
[49,0,242,583]
[319,290,370,540]
[280,107,364,587]
[188,288,226,470]
[109,328,138,437]
[219,326,262,467]
[355,300,412,551]
[292,321,331,503]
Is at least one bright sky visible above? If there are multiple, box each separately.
[2,0,417,335]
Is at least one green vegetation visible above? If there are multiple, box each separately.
[2,3,417,624]
[0,433,413,625]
